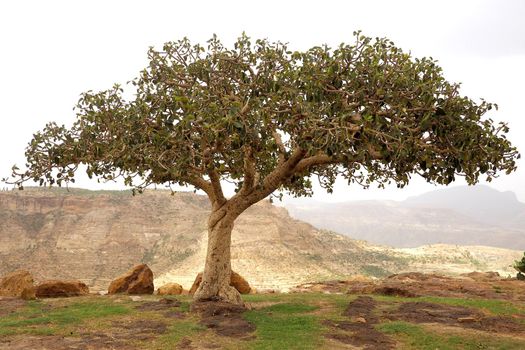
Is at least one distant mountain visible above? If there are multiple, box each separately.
[404,185,525,230]
[0,187,521,292]
[284,186,525,249]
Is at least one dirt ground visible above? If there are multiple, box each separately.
[2,272,525,349]
[191,300,256,338]
[324,296,396,350]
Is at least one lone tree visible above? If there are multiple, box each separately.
[6,33,519,305]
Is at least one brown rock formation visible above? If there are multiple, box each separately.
[20,286,36,300]
[108,264,154,295]
[231,272,251,294]
[35,280,89,298]
[189,273,203,295]
[157,283,183,295]
[0,270,34,298]
[189,271,251,295]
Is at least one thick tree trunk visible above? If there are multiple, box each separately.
[193,209,243,305]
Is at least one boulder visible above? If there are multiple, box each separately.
[230,272,251,294]
[0,270,35,298]
[36,280,89,298]
[108,264,154,295]
[189,271,251,295]
[189,273,203,295]
[157,283,183,295]
[20,286,37,300]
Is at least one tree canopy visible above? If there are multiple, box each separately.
[7,33,519,206]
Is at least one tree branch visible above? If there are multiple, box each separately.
[272,131,286,164]
[183,175,213,198]
[230,147,307,214]
[207,168,227,205]
[239,146,257,196]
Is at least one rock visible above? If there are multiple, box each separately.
[129,296,142,302]
[35,280,89,298]
[0,270,35,298]
[108,264,154,295]
[231,272,251,294]
[157,283,183,295]
[310,284,326,293]
[189,271,252,295]
[256,289,277,294]
[373,286,417,298]
[458,316,478,323]
[355,317,367,323]
[189,273,203,295]
[20,287,36,300]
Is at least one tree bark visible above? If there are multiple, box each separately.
[193,207,243,305]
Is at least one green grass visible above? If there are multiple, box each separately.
[2,293,525,349]
[243,292,352,319]
[378,321,525,350]
[0,298,130,336]
[154,319,206,348]
[244,303,322,350]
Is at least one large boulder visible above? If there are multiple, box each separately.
[0,270,35,299]
[35,280,89,298]
[231,272,251,294]
[189,271,251,295]
[20,287,37,300]
[108,264,154,295]
[157,283,183,295]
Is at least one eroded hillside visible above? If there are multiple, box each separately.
[0,188,521,291]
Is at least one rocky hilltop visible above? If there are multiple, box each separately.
[0,188,521,291]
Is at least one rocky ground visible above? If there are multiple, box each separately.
[293,271,525,301]
[1,272,524,349]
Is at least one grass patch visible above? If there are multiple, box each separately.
[244,302,322,350]
[243,292,352,320]
[243,292,348,305]
[154,319,206,348]
[419,296,525,316]
[0,298,130,336]
[378,321,525,350]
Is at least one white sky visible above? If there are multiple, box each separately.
[1,0,523,202]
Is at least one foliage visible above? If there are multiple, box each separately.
[513,252,525,280]
[5,32,518,206]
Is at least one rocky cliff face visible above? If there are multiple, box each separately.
[0,188,521,292]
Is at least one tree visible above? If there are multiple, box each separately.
[5,33,519,305]
[514,252,525,280]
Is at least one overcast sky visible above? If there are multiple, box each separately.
[1,0,523,202]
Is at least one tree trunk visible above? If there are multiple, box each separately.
[193,209,242,305]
